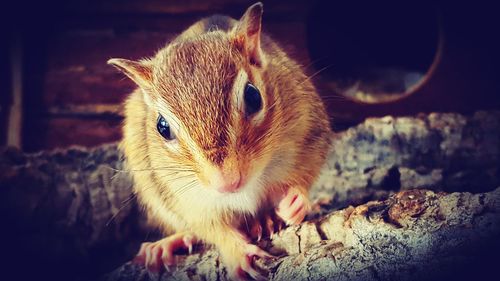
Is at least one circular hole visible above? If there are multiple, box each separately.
[307,1,440,103]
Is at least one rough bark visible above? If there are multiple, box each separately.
[105,188,500,281]
[0,111,499,281]
[312,110,500,211]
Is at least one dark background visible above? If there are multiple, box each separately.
[1,0,500,152]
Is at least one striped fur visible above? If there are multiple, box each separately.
[109,2,331,273]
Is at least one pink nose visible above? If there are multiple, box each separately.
[218,176,242,193]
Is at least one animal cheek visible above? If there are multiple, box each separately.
[194,170,210,188]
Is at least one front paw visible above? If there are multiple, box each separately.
[240,212,285,242]
[133,232,196,273]
[227,243,273,281]
[276,188,311,225]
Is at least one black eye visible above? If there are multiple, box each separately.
[157,114,175,140]
[244,82,262,116]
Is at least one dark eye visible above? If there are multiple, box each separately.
[244,82,262,116]
[157,114,175,140]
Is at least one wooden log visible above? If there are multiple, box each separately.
[106,188,500,281]
[1,111,499,281]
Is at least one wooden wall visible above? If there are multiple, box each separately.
[7,0,312,152]
[4,0,500,152]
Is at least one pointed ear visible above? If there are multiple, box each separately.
[233,2,265,67]
[107,58,153,89]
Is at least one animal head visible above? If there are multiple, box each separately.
[109,3,292,211]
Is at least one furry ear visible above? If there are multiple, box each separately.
[107,58,153,89]
[233,2,265,67]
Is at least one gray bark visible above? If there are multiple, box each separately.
[1,110,499,281]
[105,188,500,281]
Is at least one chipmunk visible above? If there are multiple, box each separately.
[108,2,330,279]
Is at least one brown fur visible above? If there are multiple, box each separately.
[109,2,331,275]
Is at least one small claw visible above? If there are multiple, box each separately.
[183,235,194,255]
[248,222,262,242]
[247,244,275,259]
[228,242,274,281]
[134,233,197,273]
[145,245,153,269]
[265,216,274,239]
[161,249,174,268]
[257,224,262,242]
[136,242,149,257]
[146,245,161,273]
[241,262,265,281]
[233,260,265,281]
[133,242,149,264]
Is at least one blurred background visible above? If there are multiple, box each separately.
[1,0,499,152]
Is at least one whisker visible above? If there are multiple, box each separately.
[105,165,194,173]
[301,56,331,71]
[105,184,161,227]
[169,172,197,182]
[320,95,349,101]
[121,193,137,205]
[173,179,198,197]
[298,64,334,87]
[243,214,250,234]
[105,193,137,226]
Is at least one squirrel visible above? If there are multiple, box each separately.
[108,2,330,279]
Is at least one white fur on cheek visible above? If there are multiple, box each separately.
[164,139,180,153]
[143,187,188,231]
[231,69,248,118]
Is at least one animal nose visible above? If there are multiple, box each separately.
[217,172,242,193]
